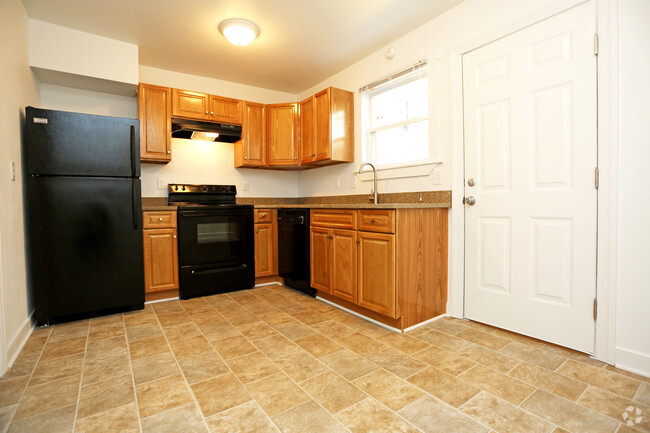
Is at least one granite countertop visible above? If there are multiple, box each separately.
[141,190,452,211]
[142,197,177,212]
[251,203,449,209]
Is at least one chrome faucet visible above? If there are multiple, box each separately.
[358,162,378,204]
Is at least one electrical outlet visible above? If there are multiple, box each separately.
[351,174,357,189]
[336,177,341,189]
[157,177,166,190]
[432,166,442,185]
[243,181,250,191]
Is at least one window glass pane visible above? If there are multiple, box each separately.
[369,76,427,129]
[370,120,428,166]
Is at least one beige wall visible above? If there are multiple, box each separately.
[0,0,40,374]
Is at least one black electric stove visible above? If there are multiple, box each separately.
[168,184,254,299]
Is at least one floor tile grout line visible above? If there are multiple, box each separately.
[121,312,144,433]
[70,319,90,433]
[151,300,216,433]
[3,325,51,431]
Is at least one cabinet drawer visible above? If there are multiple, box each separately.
[311,209,357,229]
[254,209,273,223]
[358,210,395,233]
[143,211,177,229]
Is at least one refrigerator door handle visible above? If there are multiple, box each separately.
[132,179,138,230]
[130,125,137,178]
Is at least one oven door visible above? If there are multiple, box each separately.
[177,207,254,266]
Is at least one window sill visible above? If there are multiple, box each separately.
[354,160,443,181]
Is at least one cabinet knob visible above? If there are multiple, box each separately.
[294,157,297,160]
[173,235,177,239]
[210,111,214,115]
[159,217,163,222]
[311,153,316,157]
[167,150,171,154]
[244,156,248,160]
[371,219,376,223]
[205,111,208,114]
[255,230,259,234]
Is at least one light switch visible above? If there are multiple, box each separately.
[10,161,15,181]
[432,166,442,185]
[157,177,166,190]
[243,181,250,191]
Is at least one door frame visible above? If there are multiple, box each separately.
[448,0,619,363]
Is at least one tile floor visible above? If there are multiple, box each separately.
[0,284,648,433]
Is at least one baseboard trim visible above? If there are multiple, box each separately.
[615,346,650,378]
[403,313,446,333]
[316,297,401,333]
[7,311,34,369]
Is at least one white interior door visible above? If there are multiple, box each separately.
[463,1,597,354]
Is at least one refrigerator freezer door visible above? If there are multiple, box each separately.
[24,107,139,178]
[25,176,144,324]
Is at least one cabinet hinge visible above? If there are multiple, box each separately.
[593,298,598,320]
[594,34,599,55]
[595,167,599,189]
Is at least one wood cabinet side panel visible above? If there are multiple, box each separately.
[397,208,448,328]
[330,87,354,162]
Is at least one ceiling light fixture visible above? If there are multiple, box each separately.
[218,18,260,47]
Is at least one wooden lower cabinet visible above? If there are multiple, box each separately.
[331,229,357,303]
[254,209,278,278]
[358,231,396,318]
[142,211,179,300]
[310,208,448,330]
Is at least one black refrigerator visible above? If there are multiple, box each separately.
[23,107,145,326]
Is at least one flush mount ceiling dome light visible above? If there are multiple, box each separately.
[218,18,260,47]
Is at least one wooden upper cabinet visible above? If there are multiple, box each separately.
[235,101,266,167]
[172,89,242,124]
[209,95,242,124]
[314,89,331,161]
[300,87,354,167]
[299,96,315,165]
[138,83,172,163]
[172,89,210,120]
[267,103,299,166]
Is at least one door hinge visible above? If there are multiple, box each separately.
[595,167,599,188]
[594,34,599,55]
[593,298,598,320]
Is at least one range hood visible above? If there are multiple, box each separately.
[171,118,242,143]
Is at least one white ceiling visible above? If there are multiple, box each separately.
[21,0,464,94]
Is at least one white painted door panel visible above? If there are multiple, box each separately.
[463,1,597,354]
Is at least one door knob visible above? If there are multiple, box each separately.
[464,196,476,206]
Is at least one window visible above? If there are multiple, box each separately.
[361,62,429,167]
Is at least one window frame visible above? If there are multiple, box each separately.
[360,63,431,170]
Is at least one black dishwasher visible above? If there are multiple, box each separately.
[278,209,315,297]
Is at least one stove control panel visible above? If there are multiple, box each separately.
[168,184,237,195]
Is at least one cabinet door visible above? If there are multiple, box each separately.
[143,228,179,293]
[255,223,274,277]
[267,103,299,166]
[210,95,242,124]
[299,96,315,164]
[139,83,172,163]
[241,102,266,166]
[357,232,396,318]
[331,229,357,303]
[310,227,331,292]
[172,89,210,120]
[314,88,331,161]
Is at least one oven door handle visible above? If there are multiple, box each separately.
[191,264,248,275]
